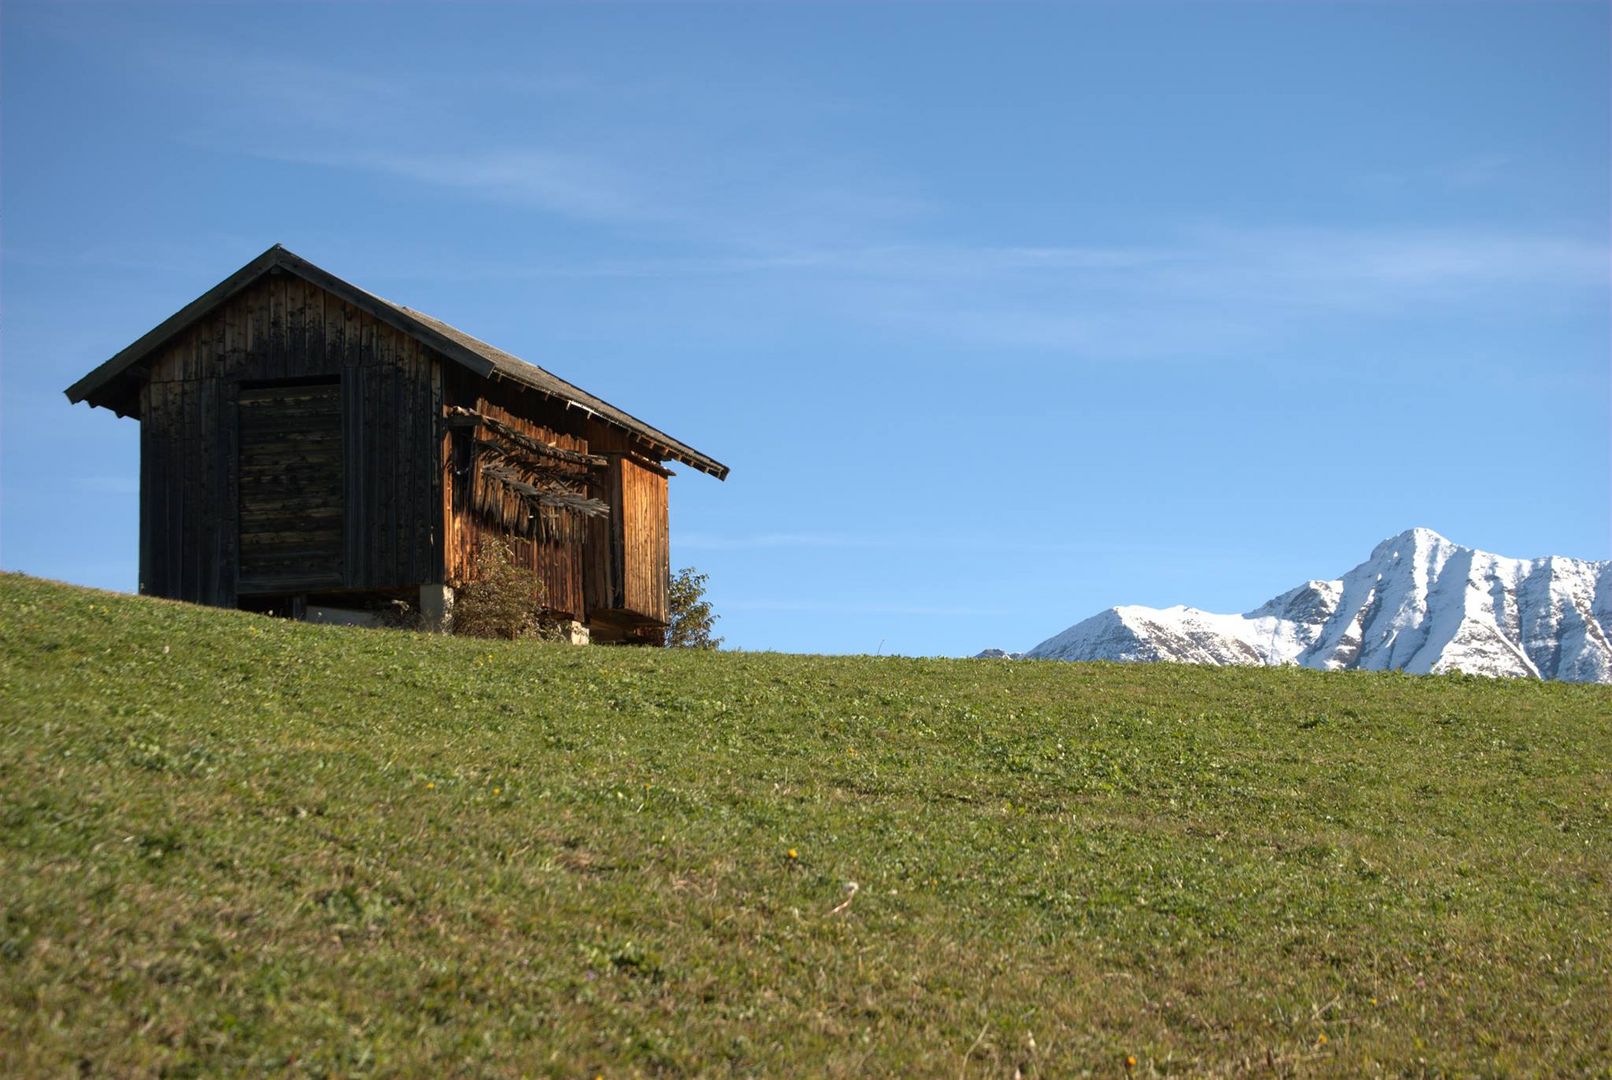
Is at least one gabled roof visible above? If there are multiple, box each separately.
[64,244,729,479]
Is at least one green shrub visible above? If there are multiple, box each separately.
[666,566,722,650]
[452,538,546,640]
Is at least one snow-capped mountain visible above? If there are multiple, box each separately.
[1023,528,1612,683]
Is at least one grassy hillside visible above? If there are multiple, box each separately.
[1,573,1608,1077]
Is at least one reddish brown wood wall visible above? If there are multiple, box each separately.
[618,458,670,624]
[443,372,672,627]
[581,456,670,626]
[442,393,591,620]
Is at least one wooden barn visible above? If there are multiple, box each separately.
[65,244,728,642]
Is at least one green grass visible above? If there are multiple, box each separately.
[1,572,1608,1077]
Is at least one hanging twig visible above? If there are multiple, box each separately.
[480,463,609,517]
[446,406,606,467]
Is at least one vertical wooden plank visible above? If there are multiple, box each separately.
[266,272,283,378]
[244,278,262,378]
[223,287,241,380]
[407,340,420,586]
[204,374,223,606]
[395,334,410,587]
[161,380,177,601]
[342,295,360,375]
[340,301,359,587]
[322,286,342,380]
[377,324,394,587]
[657,467,669,621]
[284,273,305,379]
[434,355,450,586]
[396,335,413,585]
[257,274,274,379]
[308,278,327,370]
[221,376,240,605]
[167,382,184,600]
[373,327,391,586]
[191,375,209,604]
[390,341,406,586]
[170,379,185,601]
[409,341,425,586]
[612,457,624,610]
[195,313,219,604]
[151,383,169,599]
[139,383,156,596]
[420,345,434,586]
[343,365,363,589]
[287,276,306,376]
[191,378,207,604]
[364,327,379,587]
[362,315,378,587]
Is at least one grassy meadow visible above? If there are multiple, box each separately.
[1,571,1608,1076]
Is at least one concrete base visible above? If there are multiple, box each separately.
[306,605,384,628]
[419,584,454,633]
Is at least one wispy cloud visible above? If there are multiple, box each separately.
[250,146,665,226]
[120,29,928,244]
[1360,153,1516,192]
[90,24,1611,362]
[803,226,1610,355]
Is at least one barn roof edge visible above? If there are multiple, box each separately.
[64,244,729,480]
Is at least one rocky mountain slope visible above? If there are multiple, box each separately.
[1023,528,1612,682]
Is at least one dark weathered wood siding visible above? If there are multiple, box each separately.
[236,380,344,592]
[137,270,441,604]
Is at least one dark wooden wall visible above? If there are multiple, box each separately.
[236,380,344,592]
[138,270,440,605]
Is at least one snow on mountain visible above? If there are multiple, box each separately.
[1023,528,1612,683]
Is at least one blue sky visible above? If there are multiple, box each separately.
[2,1,1607,656]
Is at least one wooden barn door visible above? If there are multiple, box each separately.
[236,378,345,594]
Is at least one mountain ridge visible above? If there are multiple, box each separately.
[1020,529,1612,683]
